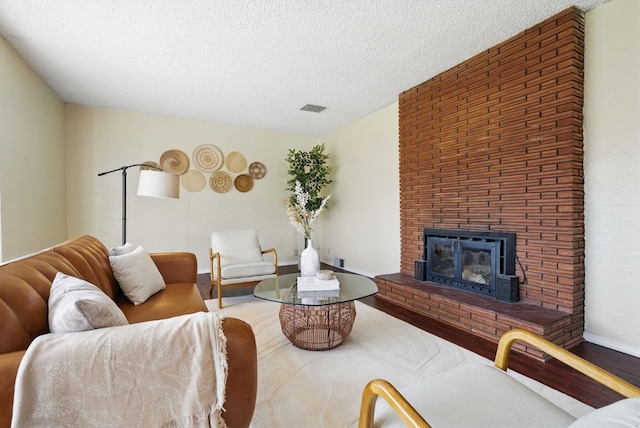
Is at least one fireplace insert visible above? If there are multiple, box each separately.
[418,229,518,301]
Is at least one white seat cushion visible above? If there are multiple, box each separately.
[220,273,277,286]
[374,362,576,428]
[569,398,640,427]
[221,261,276,279]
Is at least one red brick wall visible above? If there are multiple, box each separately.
[398,7,585,327]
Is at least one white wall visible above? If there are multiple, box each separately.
[64,103,401,278]
[583,0,640,357]
[0,37,66,261]
[319,102,400,277]
[64,105,319,272]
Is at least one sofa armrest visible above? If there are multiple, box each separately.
[0,350,25,428]
[221,317,258,428]
[3,318,256,428]
[150,252,197,284]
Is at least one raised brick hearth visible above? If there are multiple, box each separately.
[374,8,585,360]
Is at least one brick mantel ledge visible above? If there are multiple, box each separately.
[374,273,581,361]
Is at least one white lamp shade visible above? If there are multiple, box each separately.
[137,170,180,199]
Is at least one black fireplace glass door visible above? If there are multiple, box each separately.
[460,245,492,285]
[423,228,514,296]
[459,240,499,290]
[427,237,500,294]
[428,238,455,279]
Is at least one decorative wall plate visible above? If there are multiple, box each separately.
[248,161,267,179]
[192,144,223,173]
[141,161,161,170]
[234,174,253,192]
[181,170,206,192]
[226,151,247,173]
[160,150,189,175]
[210,171,232,193]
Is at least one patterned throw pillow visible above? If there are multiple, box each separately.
[48,272,129,333]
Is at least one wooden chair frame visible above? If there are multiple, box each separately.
[209,247,278,309]
[358,328,640,428]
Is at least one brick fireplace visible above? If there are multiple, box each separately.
[374,8,585,360]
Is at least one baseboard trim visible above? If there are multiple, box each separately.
[583,332,640,359]
[334,266,375,279]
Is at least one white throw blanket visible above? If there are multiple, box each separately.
[12,312,228,428]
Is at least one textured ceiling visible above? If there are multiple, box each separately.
[0,0,608,137]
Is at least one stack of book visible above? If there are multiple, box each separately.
[297,276,340,302]
[297,276,340,292]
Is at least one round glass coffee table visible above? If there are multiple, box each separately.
[254,273,378,350]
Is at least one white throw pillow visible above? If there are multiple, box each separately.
[109,242,136,256]
[109,246,166,305]
[48,272,129,333]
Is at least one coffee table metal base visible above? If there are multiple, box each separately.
[278,301,356,350]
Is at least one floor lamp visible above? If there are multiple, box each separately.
[98,164,180,245]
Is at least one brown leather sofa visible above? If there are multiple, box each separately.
[0,235,257,428]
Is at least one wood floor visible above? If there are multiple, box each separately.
[198,265,640,410]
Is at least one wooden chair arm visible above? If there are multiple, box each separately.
[261,247,277,256]
[261,247,278,274]
[495,328,640,398]
[208,249,221,281]
[358,379,430,428]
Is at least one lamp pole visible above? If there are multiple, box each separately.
[98,164,162,245]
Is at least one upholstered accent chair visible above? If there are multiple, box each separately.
[209,230,278,308]
[359,329,640,428]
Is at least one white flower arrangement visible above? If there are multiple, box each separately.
[286,181,331,240]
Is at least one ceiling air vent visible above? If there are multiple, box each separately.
[300,104,327,113]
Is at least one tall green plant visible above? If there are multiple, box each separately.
[285,144,332,211]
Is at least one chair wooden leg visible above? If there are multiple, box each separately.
[218,283,223,309]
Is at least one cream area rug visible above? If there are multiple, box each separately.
[206,295,594,427]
